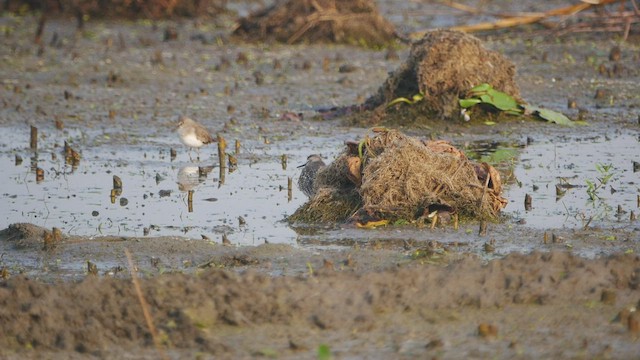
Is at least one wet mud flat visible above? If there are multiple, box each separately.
[2,2,640,358]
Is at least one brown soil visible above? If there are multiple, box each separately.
[233,0,398,47]
[2,223,640,358]
[1,249,639,358]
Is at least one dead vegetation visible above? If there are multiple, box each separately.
[289,129,507,225]
[233,0,398,47]
[355,29,520,125]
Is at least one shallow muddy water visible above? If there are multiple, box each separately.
[0,124,349,244]
[2,124,637,250]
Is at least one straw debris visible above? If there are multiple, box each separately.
[289,129,507,224]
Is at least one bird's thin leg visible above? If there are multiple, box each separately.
[188,149,195,162]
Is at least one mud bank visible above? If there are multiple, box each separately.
[1,251,640,359]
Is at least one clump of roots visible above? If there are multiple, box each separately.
[351,30,521,125]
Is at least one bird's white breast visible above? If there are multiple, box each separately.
[180,132,205,148]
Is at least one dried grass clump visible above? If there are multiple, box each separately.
[233,0,397,47]
[364,30,520,122]
[290,129,507,224]
[360,132,504,220]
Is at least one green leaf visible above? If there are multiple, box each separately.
[469,83,491,93]
[480,148,518,164]
[479,89,520,112]
[317,344,332,360]
[526,105,574,126]
[387,97,413,107]
[459,98,481,108]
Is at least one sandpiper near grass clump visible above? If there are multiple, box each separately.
[298,154,326,198]
[175,116,215,161]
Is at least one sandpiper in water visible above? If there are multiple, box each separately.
[175,116,215,161]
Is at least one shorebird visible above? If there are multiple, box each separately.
[298,154,326,198]
[175,116,215,161]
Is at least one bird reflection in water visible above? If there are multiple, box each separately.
[177,165,214,212]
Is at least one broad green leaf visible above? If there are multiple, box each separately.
[459,98,481,108]
[526,105,574,126]
[479,89,520,112]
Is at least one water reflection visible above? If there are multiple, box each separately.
[177,165,214,191]
[177,165,215,212]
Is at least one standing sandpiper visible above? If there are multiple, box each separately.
[175,116,215,161]
[298,154,326,198]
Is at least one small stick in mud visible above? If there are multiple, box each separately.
[187,190,194,213]
[281,154,288,170]
[218,134,226,187]
[228,153,237,173]
[453,214,459,230]
[524,194,532,211]
[113,175,123,190]
[15,154,22,165]
[478,221,487,236]
[222,233,231,246]
[35,167,44,183]
[170,148,176,161]
[30,125,38,151]
[124,248,167,360]
[235,139,240,154]
[87,261,98,275]
[110,189,119,204]
[288,177,292,202]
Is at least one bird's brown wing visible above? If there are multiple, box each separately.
[195,124,215,144]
